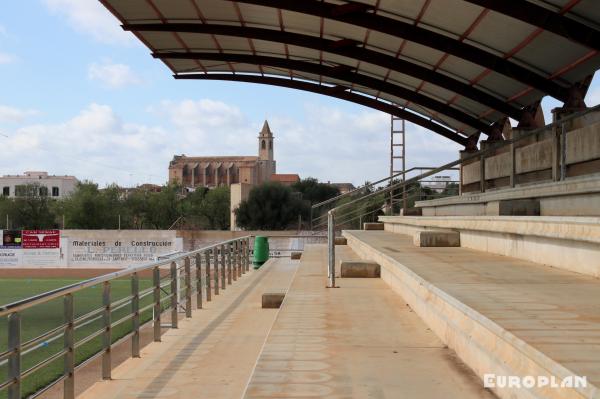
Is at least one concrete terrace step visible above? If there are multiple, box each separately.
[244,244,496,399]
[380,215,600,277]
[343,230,600,399]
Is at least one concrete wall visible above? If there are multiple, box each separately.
[462,115,600,190]
[417,174,600,217]
[230,183,253,231]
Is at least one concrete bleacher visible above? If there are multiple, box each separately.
[343,228,600,399]
[379,215,600,277]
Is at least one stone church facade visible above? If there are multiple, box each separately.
[168,121,277,188]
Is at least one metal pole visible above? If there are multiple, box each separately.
[153,267,161,342]
[220,245,226,290]
[205,251,212,302]
[246,237,250,272]
[7,312,21,399]
[184,257,192,318]
[63,294,74,399]
[102,281,111,380]
[232,241,238,279]
[239,240,245,275]
[195,253,202,309]
[213,247,219,295]
[131,273,140,357]
[480,154,486,193]
[231,243,237,282]
[560,122,567,180]
[237,240,242,275]
[170,261,178,328]
[226,243,232,285]
[327,211,336,288]
[510,140,516,188]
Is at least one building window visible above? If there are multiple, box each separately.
[39,186,48,197]
[52,187,60,197]
[261,140,266,149]
[14,185,26,197]
[269,140,272,149]
[2,187,9,196]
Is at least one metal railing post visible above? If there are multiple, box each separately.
[170,261,178,328]
[231,243,237,282]
[220,244,226,290]
[131,273,140,357]
[232,242,238,279]
[102,281,111,380]
[510,140,516,188]
[560,122,567,180]
[239,240,245,275]
[184,257,192,318]
[236,241,243,278]
[226,243,232,285]
[7,312,21,399]
[205,251,212,302]
[153,266,161,342]
[63,294,74,399]
[480,153,486,193]
[246,237,251,271]
[327,211,336,288]
[213,247,219,295]
[195,253,203,309]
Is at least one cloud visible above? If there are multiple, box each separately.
[1,99,463,187]
[43,0,134,45]
[2,104,168,186]
[271,103,461,185]
[88,61,142,88]
[0,105,38,123]
[153,99,252,154]
[0,52,17,64]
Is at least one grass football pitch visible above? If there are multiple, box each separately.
[0,277,157,398]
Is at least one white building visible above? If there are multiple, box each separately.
[0,171,78,198]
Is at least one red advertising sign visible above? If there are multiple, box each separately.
[22,230,61,249]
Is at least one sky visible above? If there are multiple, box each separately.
[0,1,599,187]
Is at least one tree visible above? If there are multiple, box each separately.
[291,178,340,205]
[9,183,57,229]
[61,182,109,229]
[144,184,182,229]
[235,182,307,230]
[200,186,230,230]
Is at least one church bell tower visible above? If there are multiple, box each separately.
[258,120,276,182]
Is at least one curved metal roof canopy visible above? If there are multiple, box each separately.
[99,0,600,147]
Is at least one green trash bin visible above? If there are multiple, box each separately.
[253,236,269,269]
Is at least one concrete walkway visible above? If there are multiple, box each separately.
[78,258,298,399]
[244,244,496,398]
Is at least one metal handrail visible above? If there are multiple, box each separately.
[330,185,454,228]
[0,236,249,317]
[325,104,600,288]
[313,184,422,230]
[311,166,459,210]
[0,235,253,399]
[311,177,460,226]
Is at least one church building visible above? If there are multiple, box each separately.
[168,121,277,189]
